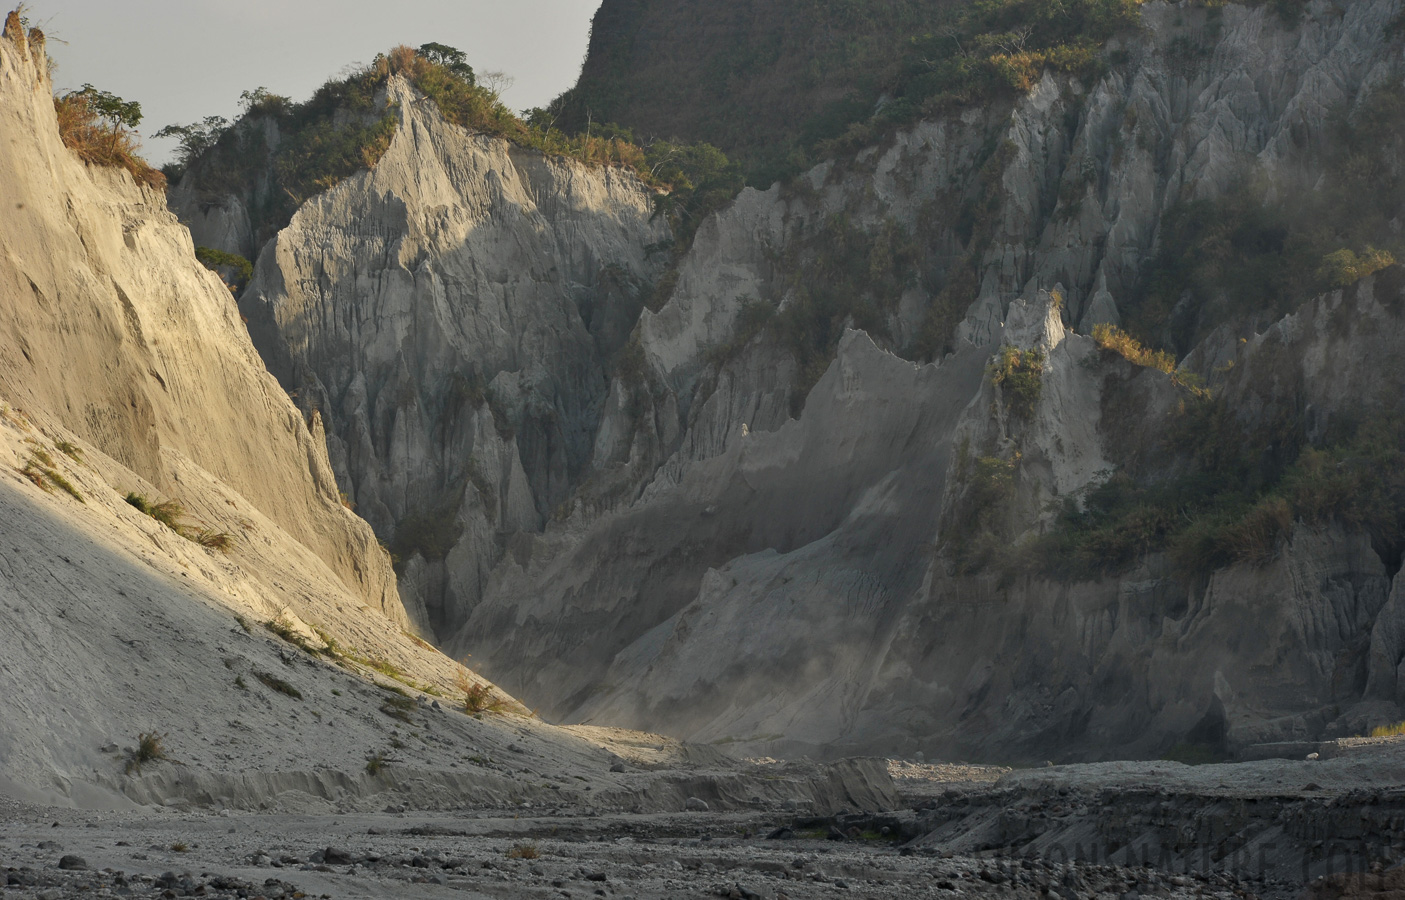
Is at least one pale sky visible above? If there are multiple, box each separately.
[34,0,600,164]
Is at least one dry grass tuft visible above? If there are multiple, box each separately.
[1371,721,1405,738]
[455,669,510,715]
[379,694,416,723]
[124,492,231,550]
[265,615,318,654]
[190,528,233,552]
[386,44,420,76]
[124,732,166,774]
[19,444,83,501]
[506,843,539,860]
[254,671,302,699]
[365,751,393,776]
[53,91,164,189]
[0,403,30,430]
[1091,323,1176,373]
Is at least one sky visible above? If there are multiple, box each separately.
[34,0,600,165]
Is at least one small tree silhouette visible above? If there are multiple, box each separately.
[416,42,475,84]
[66,84,142,155]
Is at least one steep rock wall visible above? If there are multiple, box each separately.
[213,0,1405,762]
[235,77,670,636]
[0,23,403,624]
[449,0,1405,760]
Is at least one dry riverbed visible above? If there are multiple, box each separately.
[0,780,1275,900]
[8,740,1405,899]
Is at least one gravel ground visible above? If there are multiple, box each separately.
[0,791,1264,900]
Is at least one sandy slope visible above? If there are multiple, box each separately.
[0,402,895,818]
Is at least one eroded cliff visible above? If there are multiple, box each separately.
[176,0,1405,763]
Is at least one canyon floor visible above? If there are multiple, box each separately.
[6,747,1404,900]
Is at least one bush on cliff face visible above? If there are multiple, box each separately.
[1319,247,1396,288]
[989,345,1046,420]
[154,116,230,182]
[1017,406,1405,582]
[54,84,164,189]
[194,247,253,293]
[170,73,397,247]
[1091,324,1175,373]
[1129,82,1405,355]
[941,449,1020,574]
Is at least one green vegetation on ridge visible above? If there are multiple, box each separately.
[168,43,740,254]
[1020,405,1405,582]
[1128,82,1405,354]
[557,0,1146,185]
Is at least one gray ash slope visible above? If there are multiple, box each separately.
[173,0,1405,763]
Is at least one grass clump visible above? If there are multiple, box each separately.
[124,732,166,775]
[53,440,81,461]
[506,843,539,860]
[254,671,302,699]
[0,403,30,431]
[379,694,417,723]
[264,615,320,655]
[311,626,343,657]
[20,451,83,502]
[1370,722,1405,738]
[988,345,1045,419]
[126,494,229,552]
[455,670,509,715]
[1091,323,1175,373]
[365,751,393,776]
[190,528,233,551]
[352,654,408,680]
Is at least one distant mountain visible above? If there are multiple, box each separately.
[554,0,955,181]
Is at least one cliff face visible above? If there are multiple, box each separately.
[233,77,670,636]
[444,0,1405,761]
[176,0,1405,762]
[0,19,437,799]
[0,23,402,624]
